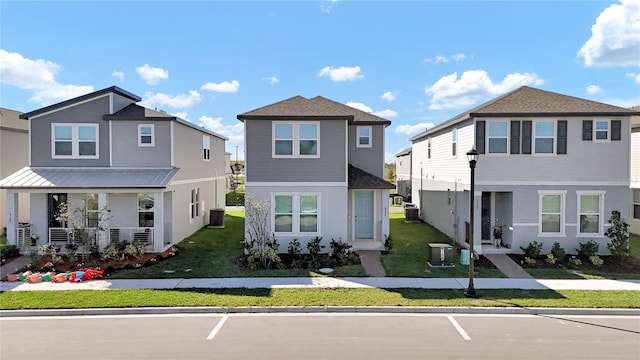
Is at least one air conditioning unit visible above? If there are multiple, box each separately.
[427,243,454,267]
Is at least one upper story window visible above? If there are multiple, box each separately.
[203,135,211,160]
[487,121,508,154]
[595,120,609,141]
[138,124,154,146]
[451,128,457,157]
[273,122,319,158]
[190,188,200,219]
[357,126,372,148]
[534,121,554,154]
[52,123,98,159]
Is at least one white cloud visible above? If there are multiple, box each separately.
[381,91,396,102]
[435,55,448,63]
[394,122,436,136]
[112,71,124,82]
[136,64,169,85]
[320,0,340,14]
[201,80,240,93]
[0,49,94,105]
[424,70,544,110]
[346,101,372,113]
[586,85,602,95]
[198,115,245,148]
[374,109,398,118]
[626,71,640,84]
[317,66,364,82]
[141,90,202,109]
[263,76,279,84]
[451,53,466,61]
[172,111,188,120]
[425,53,467,63]
[577,0,640,67]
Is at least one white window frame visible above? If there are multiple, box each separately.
[634,189,640,220]
[577,191,605,237]
[138,193,154,228]
[51,123,99,159]
[272,121,320,158]
[138,124,155,147]
[190,188,200,219]
[594,119,610,142]
[533,120,555,155]
[538,190,566,236]
[271,193,320,235]
[451,128,457,157]
[356,126,372,148]
[487,121,509,154]
[85,193,99,228]
[203,135,211,161]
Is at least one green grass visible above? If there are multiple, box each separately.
[1,288,637,310]
[382,213,505,278]
[630,232,640,258]
[110,210,365,278]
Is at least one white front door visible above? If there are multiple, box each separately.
[354,190,374,239]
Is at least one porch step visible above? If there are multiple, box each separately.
[484,254,533,279]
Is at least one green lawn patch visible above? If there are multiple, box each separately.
[1,288,637,310]
[382,213,505,278]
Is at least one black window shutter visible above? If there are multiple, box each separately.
[510,121,520,154]
[522,121,532,154]
[476,121,485,154]
[611,120,621,141]
[557,120,567,154]
[582,120,593,141]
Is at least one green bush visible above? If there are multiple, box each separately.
[605,210,630,262]
[225,191,245,206]
[0,244,20,260]
[550,242,566,262]
[576,239,599,259]
[520,240,543,258]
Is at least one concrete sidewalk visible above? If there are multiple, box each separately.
[2,277,640,292]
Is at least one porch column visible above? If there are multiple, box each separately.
[6,191,18,246]
[153,191,164,253]
[472,190,482,255]
[98,192,109,250]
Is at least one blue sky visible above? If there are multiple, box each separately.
[1,1,639,162]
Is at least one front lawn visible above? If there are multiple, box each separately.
[381,213,505,278]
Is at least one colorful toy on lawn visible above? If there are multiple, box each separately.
[9,268,104,283]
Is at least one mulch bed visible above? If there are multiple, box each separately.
[508,254,640,273]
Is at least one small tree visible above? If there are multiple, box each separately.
[605,210,630,263]
[243,195,281,269]
[56,199,112,262]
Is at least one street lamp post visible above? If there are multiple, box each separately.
[465,148,479,298]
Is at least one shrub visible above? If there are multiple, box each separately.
[550,242,566,263]
[329,239,354,266]
[523,256,537,266]
[568,256,582,268]
[545,253,557,265]
[589,255,604,267]
[520,241,543,258]
[384,234,393,252]
[307,236,325,268]
[0,245,20,260]
[576,240,599,259]
[287,238,302,256]
[605,210,630,263]
[125,242,147,260]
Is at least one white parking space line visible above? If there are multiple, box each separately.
[206,315,229,340]
[447,316,471,340]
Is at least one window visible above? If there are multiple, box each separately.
[273,193,319,234]
[578,192,604,236]
[52,123,98,158]
[534,121,554,154]
[427,138,432,159]
[203,136,211,160]
[595,120,609,141]
[138,193,154,227]
[357,126,372,148]
[273,122,319,157]
[138,124,154,146]
[634,190,640,220]
[488,121,508,153]
[85,193,99,228]
[539,191,564,235]
[190,188,200,219]
[451,128,457,156]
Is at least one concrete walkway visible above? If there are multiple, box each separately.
[357,250,386,277]
[484,254,533,279]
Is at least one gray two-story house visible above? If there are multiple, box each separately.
[237,95,394,252]
[0,86,227,253]
[410,86,638,255]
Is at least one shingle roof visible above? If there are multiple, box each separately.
[237,95,391,125]
[410,86,640,142]
[395,147,411,157]
[348,164,395,189]
[19,86,141,119]
[0,167,180,189]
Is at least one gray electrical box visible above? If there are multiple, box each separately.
[427,243,454,267]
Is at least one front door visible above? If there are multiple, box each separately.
[354,191,374,239]
[48,193,68,227]
[481,192,491,242]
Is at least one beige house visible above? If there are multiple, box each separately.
[0,108,30,236]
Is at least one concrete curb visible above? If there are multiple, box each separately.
[1,306,638,318]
